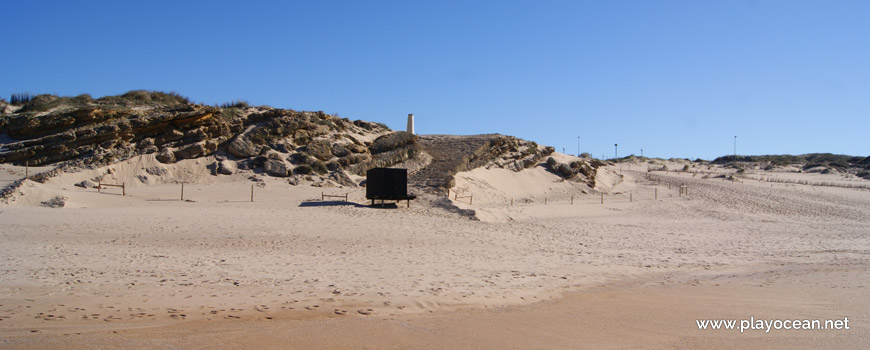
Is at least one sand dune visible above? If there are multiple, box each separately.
[1,154,868,349]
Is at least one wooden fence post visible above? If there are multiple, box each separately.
[181,183,184,201]
[571,195,574,205]
[655,188,658,200]
[251,185,254,202]
[601,193,604,204]
[123,183,126,196]
[98,181,101,193]
[630,191,632,202]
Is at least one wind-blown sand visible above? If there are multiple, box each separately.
[1,155,868,349]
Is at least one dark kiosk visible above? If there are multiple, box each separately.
[366,168,416,207]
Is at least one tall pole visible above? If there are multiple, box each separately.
[577,136,580,157]
[614,143,618,159]
[734,136,737,157]
[641,148,643,157]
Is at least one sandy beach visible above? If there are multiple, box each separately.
[1,154,868,349]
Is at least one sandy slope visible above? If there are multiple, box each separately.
[1,154,869,349]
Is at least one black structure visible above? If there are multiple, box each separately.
[366,168,416,207]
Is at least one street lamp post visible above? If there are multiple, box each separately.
[577,136,580,157]
[734,136,737,157]
[614,143,618,159]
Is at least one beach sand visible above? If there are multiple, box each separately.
[1,155,868,348]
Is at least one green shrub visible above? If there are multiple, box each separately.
[293,164,313,175]
[374,122,391,130]
[18,94,61,112]
[311,159,328,174]
[218,100,249,109]
[96,90,190,106]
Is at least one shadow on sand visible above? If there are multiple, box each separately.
[298,200,399,209]
[299,200,366,208]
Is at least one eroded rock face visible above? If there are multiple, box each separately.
[228,136,259,158]
[156,148,176,163]
[0,91,564,196]
[264,159,289,177]
[0,94,390,171]
[411,135,553,192]
[542,155,600,188]
[331,143,350,158]
[304,139,333,161]
[174,142,209,160]
[217,160,236,175]
[343,132,423,176]
[370,132,416,154]
[557,163,573,176]
[329,170,355,187]
[1,104,226,166]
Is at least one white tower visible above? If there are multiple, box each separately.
[407,113,415,134]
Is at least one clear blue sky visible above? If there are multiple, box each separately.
[2,1,867,160]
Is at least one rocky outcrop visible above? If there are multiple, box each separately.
[369,132,416,154]
[40,196,67,208]
[347,132,422,176]
[227,137,260,158]
[216,159,236,175]
[543,156,604,188]
[411,134,552,192]
[304,139,334,161]
[75,179,97,188]
[0,92,390,173]
[330,143,350,158]
[0,104,227,166]
[264,159,289,177]
[156,148,176,163]
[1,91,566,195]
